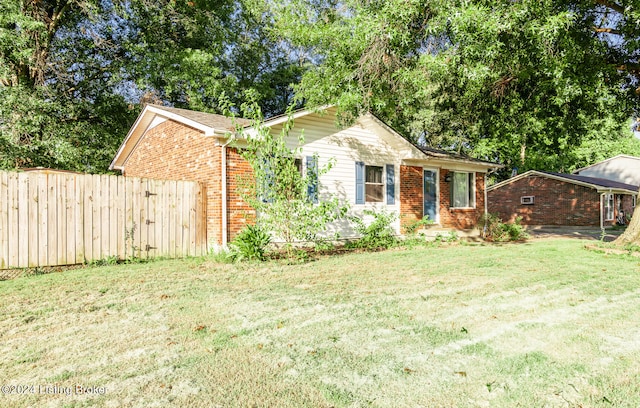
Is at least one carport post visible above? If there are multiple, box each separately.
[600,193,605,233]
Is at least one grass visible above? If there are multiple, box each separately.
[1,239,640,407]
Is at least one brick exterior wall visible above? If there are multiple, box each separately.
[399,165,423,232]
[487,175,606,226]
[120,119,255,245]
[226,147,256,240]
[399,166,485,231]
[120,119,496,240]
[439,170,485,229]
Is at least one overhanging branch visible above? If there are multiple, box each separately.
[617,64,640,75]
[593,27,622,35]
[595,0,625,14]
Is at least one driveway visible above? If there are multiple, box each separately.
[526,226,624,242]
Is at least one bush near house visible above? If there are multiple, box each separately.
[479,213,529,242]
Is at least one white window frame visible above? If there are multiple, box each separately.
[450,171,476,209]
[365,165,384,203]
[604,193,614,221]
[521,196,535,205]
[356,162,395,205]
[633,194,637,209]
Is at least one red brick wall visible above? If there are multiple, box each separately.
[226,147,256,240]
[399,165,423,232]
[487,175,602,226]
[439,170,485,229]
[399,167,486,231]
[122,120,257,245]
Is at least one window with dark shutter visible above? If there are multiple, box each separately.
[306,156,318,203]
[355,161,365,204]
[386,164,395,205]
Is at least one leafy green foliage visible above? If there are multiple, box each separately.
[434,231,460,244]
[273,0,640,176]
[0,85,132,171]
[403,216,434,235]
[228,224,272,262]
[126,0,304,117]
[479,213,529,242]
[350,209,398,250]
[225,96,349,260]
[0,0,305,172]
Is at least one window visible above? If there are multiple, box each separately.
[633,195,637,209]
[306,156,318,204]
[604,193,614,221]
[261,156,316,203]
[355,162,395,204]
[450,172,475,208]
[365,165,384,202]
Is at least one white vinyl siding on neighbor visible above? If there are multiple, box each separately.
[451,172,476,208]
[577,156,640,186]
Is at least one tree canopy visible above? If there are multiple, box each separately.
[1,0,639,178]
[0,0,304,172]
[273,0,640,176]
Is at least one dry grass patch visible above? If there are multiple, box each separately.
[1,240,640,407]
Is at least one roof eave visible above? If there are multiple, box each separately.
[260,104,335,128]
[487,170,639,194]
[110,105,218,171]
[573,154,640,174]
[360,113,502,169]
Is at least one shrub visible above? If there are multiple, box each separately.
[403,216,434,235]
[479,213,528,242]
[228,224,272,261]
[351,209,398,250]
[225,97,349,260]
[434,231,459,243]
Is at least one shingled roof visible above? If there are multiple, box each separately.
[149,104,251,131]
[544,172,640,191]
[487,170,639,195]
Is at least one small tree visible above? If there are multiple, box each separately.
[225,97,348,257]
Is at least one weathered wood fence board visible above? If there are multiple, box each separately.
[0,171,207,269]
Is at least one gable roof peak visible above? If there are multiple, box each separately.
[146,104,251,131]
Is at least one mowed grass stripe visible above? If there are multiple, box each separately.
[1,239,639,407]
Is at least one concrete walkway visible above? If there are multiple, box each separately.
[525,226,625,242]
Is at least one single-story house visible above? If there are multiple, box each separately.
[487,170,638,227]
[574,154,640,187]
[110,104,500,247]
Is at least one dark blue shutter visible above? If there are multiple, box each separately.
[386,164,395,205]
[261,156,274,203]
[355,161,365,204]
[306,155,318,203]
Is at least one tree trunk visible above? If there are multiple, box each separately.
[613,188,640,245]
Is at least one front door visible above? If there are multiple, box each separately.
[423,169,437,222]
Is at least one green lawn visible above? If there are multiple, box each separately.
[1,239,640,407]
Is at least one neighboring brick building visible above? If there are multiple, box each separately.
[487,171,638,227]
[111,104,500,248]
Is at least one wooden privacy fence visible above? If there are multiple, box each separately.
[0,171,207,269]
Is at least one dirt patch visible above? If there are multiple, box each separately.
[584,243,640,257]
